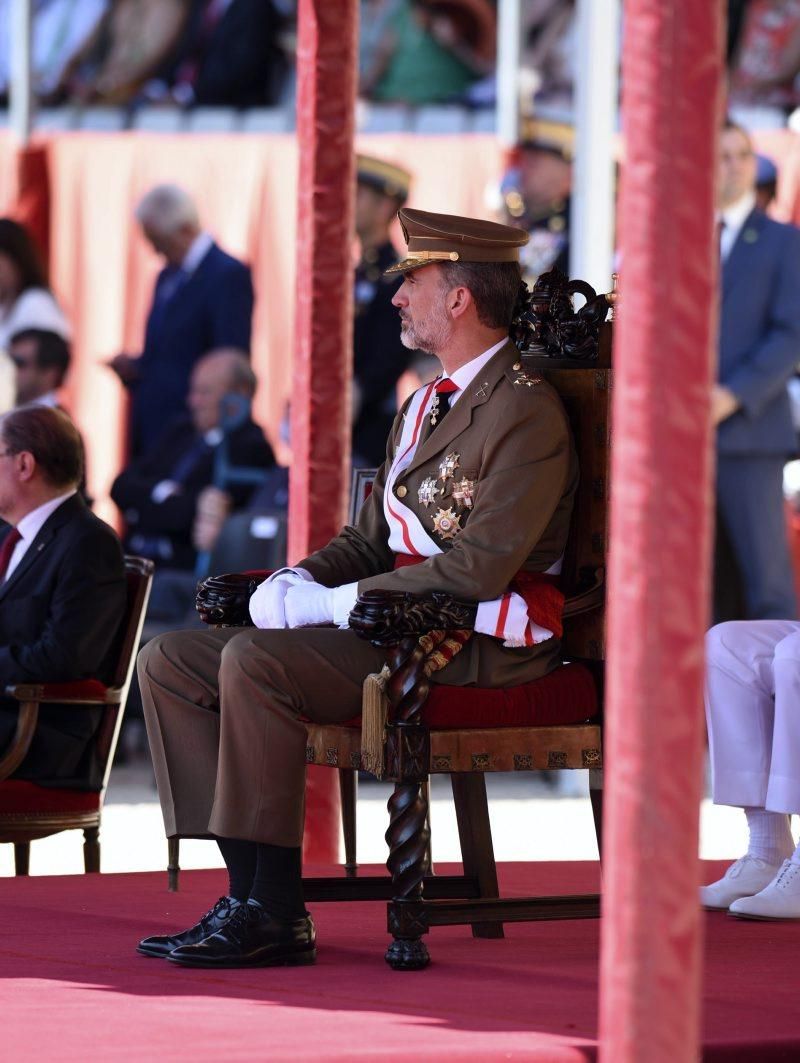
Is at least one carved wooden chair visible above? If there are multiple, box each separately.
[196,269,612,968]
[0,556,154,875]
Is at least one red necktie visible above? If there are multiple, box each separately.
[0,527,21,581]
[430,377,459,426]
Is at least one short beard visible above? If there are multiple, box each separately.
[399,310,453,354]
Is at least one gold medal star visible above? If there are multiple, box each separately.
[432,507,461,540]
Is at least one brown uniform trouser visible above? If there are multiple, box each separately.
[137,626,388,847]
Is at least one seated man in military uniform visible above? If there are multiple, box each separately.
[136,208,578,969]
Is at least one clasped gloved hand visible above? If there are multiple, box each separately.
[284,583,335,628]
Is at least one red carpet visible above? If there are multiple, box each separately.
[1,861,798,1061]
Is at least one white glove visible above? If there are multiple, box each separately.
[284,583,335,628]
[248,569,310,629]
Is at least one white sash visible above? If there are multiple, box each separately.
[383,382,555,646]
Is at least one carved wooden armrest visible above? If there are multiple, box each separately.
[349,589,478,647]
[196,572,264,626]
[563,567,605,619]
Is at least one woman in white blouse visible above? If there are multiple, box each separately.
[0,219,71,412]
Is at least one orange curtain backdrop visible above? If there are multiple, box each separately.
[33,131,504,525]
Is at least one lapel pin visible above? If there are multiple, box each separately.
[475,381,490,399]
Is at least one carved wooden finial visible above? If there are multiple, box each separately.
[606,273,620,321]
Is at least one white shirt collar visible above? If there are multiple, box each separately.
[720,191,756,237]
[181,231,214,275]
[15,490,76,546]
[442,337,509,403]
[31,391,60,409]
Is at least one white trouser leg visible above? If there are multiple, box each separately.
[767,629,800,813]
[705,620,800,809]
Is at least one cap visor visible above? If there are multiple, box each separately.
[383,258,434,276]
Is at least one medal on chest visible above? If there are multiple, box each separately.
[438,452,460,483]
[451,476,475,509]
[418,476,440,507]
[432,507,461,541]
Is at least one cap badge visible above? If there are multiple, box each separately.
[418,476,440,507]
[452,477,475,509]
[438,452,460,482]
[432,507,461,541]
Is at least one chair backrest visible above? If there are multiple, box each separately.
[94,556,154,792]
[522,285,612,665]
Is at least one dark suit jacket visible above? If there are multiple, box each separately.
[718,208,800,456]
[0,494,126,788]
[352,241,412,466]
[131,242,254,457]
[111,415,275,569]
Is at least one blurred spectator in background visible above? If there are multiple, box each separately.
[111,348,274,625]
[713,119,800,623]
[0,0,109,103]
[108,184,253,458]
[141,0,289,108]
[63,0,190,105]
[727,0,800,124]
[360,0,495,106]
[519,0,575,115]
[499,120,573,284]
[755,153,778,212]
[111,348,273,582]
[0,219,71,416]
[352,154,415,468]
[10,328,70,407]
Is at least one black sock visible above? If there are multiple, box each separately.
[214,835,258,902]
[249,842,306,922]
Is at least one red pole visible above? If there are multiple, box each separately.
[291,0,358,864]
[598,3,725,1060]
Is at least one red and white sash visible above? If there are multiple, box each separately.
[384,383,558,646]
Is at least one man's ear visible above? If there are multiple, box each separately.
[16,451,36,483]
[448,284,474,320]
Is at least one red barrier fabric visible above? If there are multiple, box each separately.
[598,6,725,1063]
[291,0,360,864]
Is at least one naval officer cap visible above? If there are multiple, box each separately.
[385,207,529,275]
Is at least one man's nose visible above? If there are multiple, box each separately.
[391,284,408,308]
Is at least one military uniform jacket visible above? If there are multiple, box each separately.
[300,340,578,687]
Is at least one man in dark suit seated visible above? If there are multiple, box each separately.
[0,406,126,788]
[111,349,275,616]
[107,184,254,458]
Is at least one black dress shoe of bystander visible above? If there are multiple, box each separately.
[137,896,242,958]
[166,900,316,968]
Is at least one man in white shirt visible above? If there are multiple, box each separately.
[0,406,125,788]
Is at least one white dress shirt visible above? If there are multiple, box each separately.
[719,191,757,263]
[181,231,214,276]
[5,490,76,582]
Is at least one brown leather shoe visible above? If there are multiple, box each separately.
[167,900,316,968]
[137,896,242,958]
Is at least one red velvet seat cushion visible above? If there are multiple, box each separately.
[29,680,108,700]
[423,662,598,729]
[0,781,100,814]
[339,662,598,730]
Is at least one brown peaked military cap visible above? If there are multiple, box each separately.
[357,154,412,205]
[385,207,529,275]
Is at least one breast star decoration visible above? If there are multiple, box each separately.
[418,476,440,507]
[451,477,475,509]
[438,452,460,483]
[432,507,462,541]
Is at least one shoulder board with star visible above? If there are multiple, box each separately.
[508,361,543,389]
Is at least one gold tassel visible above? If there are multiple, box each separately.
[361,664,390,779]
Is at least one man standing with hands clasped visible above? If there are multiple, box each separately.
[137,208,577,968]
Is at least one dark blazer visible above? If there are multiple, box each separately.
[131,242,254,457]
[0,494,126,788]
[352,241,413,467]
[111,414,275,569]
[718,208,800,456]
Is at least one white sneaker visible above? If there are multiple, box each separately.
[729,860,800,920]
[699,855,783,910]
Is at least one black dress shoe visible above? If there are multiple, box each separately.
[137,896,242,958]
[167,900,316,968]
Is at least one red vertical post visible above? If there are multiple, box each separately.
[598,3,725,1060]
[291,0,359,864]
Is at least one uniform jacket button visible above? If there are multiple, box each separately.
[396,485,408,498]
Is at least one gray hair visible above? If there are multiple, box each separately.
[198,348,257,398]
[135,184,200,235]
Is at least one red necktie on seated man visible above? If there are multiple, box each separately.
[0,527,22,582]
[429,377,459,428]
